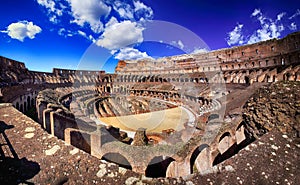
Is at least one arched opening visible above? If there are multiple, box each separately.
[16,102,19,110]
[190,144,209,173]
[244,76,250,84]
[265,75,270,82]
[106,86,111,93]
[213,144,238,166]
[145,156,175,177]
[31,98,35,107]
[101,153,132,170]
[236,122,254,148]
[272,75,276,82]
[20,104,23,112]
[219,132,231,142]
[27,96,31,110]
[284,73,291,81]
[224,77,227,83]
[24,102,27,112]
[208,114,219,122]
[213,132,238,166]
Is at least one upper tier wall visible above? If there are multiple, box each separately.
[116,32,300,74]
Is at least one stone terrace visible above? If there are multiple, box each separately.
[1,81,299,184]
[0,104,142,185]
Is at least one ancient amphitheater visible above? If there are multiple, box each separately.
[0,32,299,184]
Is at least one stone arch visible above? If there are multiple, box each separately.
[208,114,219,122]
[190,144,209,173]
[20,104,23,112]
[235,122,250,147]
[31,98,35,107]
[213,132,238,166]
[244,76,250,84]
[101,153,132,170]
[145,156,175,177]
[24,102,27,112]
[281,58,285,65]
[284,73,291,81]
[272,75,277,82]
[27,96,31,110]
[16,102,19,110]
[265,75,271,82]
[218,132,231,142]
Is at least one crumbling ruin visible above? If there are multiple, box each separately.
[0,32,299,184]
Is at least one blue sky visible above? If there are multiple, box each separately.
[0,0,299,73]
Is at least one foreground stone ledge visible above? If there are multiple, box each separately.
[0,104,144,184]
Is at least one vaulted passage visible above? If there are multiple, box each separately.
[101,153,132,170]
[190,144,209,173]
[145,156,175,178]
[213,143,239,166]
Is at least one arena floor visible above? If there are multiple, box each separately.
[98,107,191,133]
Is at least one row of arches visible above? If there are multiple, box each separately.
[97,121,252,178]
[14,93,36,113]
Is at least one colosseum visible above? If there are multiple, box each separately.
[0,32,299,184]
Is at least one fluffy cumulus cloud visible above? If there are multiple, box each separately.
[35,0,154,60]
[113,1,134,19]
[192,47,209,54]
[96,20,144,50]
[133,1,153,20]
[67,0,111,33]
[115,47,151,60]
[226,23,244,46]
[36,0,63,23]
[226,9,299,46]
[247,9,285,44]
[289,22,297,31]
[35,0,153,46]
[170,40,185,50]
[1,21,42,42]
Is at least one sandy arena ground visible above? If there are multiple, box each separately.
[98,107,190,133]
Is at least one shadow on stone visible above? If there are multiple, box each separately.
[0,121,40,184]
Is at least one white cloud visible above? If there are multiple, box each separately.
[1,21,42,42]
[113,1,134,19]
[251,9,261,17]
[247,10,285,44]
[89,35,96,43]
[192,47,209,54]
[58,28,66,36]
[36,0,63,23]
[289,22,297,30]
[105,16,119,27]
[77,30,96,43]
[177,40,184,50]
[49,15,58,23]
[277,12,286,21]
[227,9,298,46]
[170,40,185,50]
[226,23,244,46]
[114,47,151,60]
[78,30,87,37]
[96,20,144,50]
[58,28,74,37]
[133,1,153,20]
[37,0,62,15]
[67,0,111,33]
[289,9,300,19]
